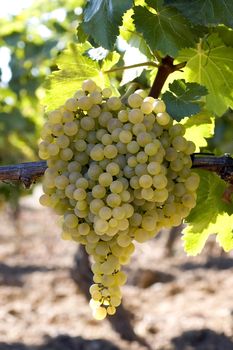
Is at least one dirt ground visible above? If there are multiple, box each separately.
[0,188,233,350]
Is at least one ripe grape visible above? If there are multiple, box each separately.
[39,79,198,320]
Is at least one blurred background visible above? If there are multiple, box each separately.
[0,1,233,350]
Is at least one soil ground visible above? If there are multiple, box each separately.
[0,188,233,350]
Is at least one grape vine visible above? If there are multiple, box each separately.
[1,0,233,321]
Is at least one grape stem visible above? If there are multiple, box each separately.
[104,61,159,73]
[149,55,186,98]
[0,155,232,188]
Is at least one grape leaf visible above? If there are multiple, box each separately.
[133,5,198,57]
[43,43,116,111]
[101,51,120,72]
[121,34,152,86]
[181,111,215,151]
[176,35,233,115]
[81,0,133,50]
[183,171,233,255]
[120,9,135,41]
[215,25,233,47]
[165,0,233,29]
[162,80,207,120]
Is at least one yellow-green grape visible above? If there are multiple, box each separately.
[107,97,122,111]
[141,100,154,114]
[128,109,144,124]
[92,306,107,320]
[128,93,143,108]
[153,99,166,113]
[48,110,62,124]
[39,79,199,320]
[184,173,200,191]
[156,112,170,126]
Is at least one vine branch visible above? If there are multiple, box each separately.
[0,155,232,188]
[149,55,186,98]
[0,161,47,188]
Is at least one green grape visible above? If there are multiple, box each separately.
[56,135,70,149]
[128,109,144,124]
[139,174,153,189]
[127,156,137,167]
[48,110,62,124]
[156,112,170,126]
[141,100,153,114]
[40,79,199,320]
[101,134,112,146]
[65,98,79,111]
[64,213,79,228]
[169,123,185,137]
[144,141,160,156]
[106,162,120,176]
[90,145,104,161]
[136,151,148,164]
[119,130,132,144]
[55,175,69,189]
[137,132,152,147]
[73,188,87,201]
[153,99,166,113]
[118,110,128,122]
[127,141,140,154]
[77,96,93,110]
[39,194,51,207]
[128,93,143,108]
[82,79,97,93]
[97,172,112,187]
[184,140,196,155]
[47,143,60,156]
[107,97,122,111]
[63,122,78,136]
[60,148,73,161]
[181,193,196,208]
[92,306,107,320]
[103,145,118,159]
[52,124,64,136]
[152,174,168,189]
[62,110,74,123]
[99,206,112,220]
[102,87,112,98]
[184,173,200,191]
[172,136,187,152]
[89,91,102,105]
[147,162,161,175]
[106,193,121,208]
[110,180,124,194]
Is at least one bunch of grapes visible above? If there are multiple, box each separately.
[39,79,199,320]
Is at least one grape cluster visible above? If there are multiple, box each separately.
[39,79,199,320]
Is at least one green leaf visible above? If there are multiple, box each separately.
[119,9,135,41]
[81,0,133,50]
[43,43,116,111]
[181,111,215,151]
[183,171,233,255]
[121,33,152,86]
[165,0,233,29]
[101,51,120,72]
[215,25,233,47]
[162,80,207,120]
[176,35,233,115]
[133,5,198,57]
[145,0,164,10]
